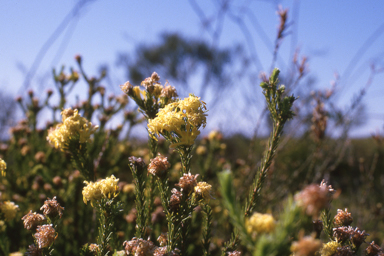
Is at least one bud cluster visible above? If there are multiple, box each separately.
[120,72,178,119]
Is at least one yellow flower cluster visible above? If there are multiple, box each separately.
[82,175,119,206]
[245,212,276,237]
[47,108,98,150]
[319,241,341,256]
[0,158,6,176]
[194,181,213,203]
[0,201,19,221]
[148,95,207,148]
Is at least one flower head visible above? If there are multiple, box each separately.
[148,95,207,148]
[350,227,368,249]
[34,224,57,248]
[82,175,119,206]
[319,241,341,256]
[176,172,199,195]
[89,244,100,253]
[47,108,98,150]
[25,244,42,256]
[295,181,332,218]
[334,208,353,227]
[123,238,156,256]
[40,196,64,218]
[333,226,352,243]
[169,188,182,212]
[0,201,19,221]
[290,235,322,256]
[0,158,6,176]
[22,210,46,230]
[245,212,276,237]
[120,73,178,119]
[194,181,213,203]
[148,154,171,178]
[334,246,354,256]
[365,241,384,256]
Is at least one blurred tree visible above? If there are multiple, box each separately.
[116,33,245,107]
[0,90,17,141]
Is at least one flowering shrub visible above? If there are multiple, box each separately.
[0,54,383,256]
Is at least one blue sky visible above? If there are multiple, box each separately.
[1,0,384,137]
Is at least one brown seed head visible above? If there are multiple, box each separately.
[334,208,353,227]
[290,235,322,256]
[89,243,100,253]
[160,85,178,99]
[157,233,167,247]
[123,238,156,256]
[129,156,146,171]
[22,210,46,230]
[333,226,352,243]
[176,172,199,195]
[151,72,160,82]
[295,180,333,219]
[120,81,134,96]
[169,188,182,212]
[148,154,171,178]
[365,241,384,256]
[350,228,369,250]
[25,244,42,256]
[153,246,180,256]
[34,152,46,163]
[334,245,354,256]
[34,224,57,248]
[40,196,64,218]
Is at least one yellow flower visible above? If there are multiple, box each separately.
[194,181,213,203]
[196,145,207,155]
[245,212,276,237]
[319,241,341,256]
[0,201,19,221]
[153,84,163,98]
[47,108,98,150]
[82,175,119,206]
[123,183,135,194]
[208,130,220,141]
[148,95,207,148]
[0,158,6,176]
[132,86,143,100]
[9,252,23,256]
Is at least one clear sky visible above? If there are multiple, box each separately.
[1,0,384,137]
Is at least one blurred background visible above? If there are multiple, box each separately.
[1,0,384,140]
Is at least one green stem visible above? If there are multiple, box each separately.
[130,159,148,238]
[202,205,212,256]
[244,121,284,217]
[177,146,193,175]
